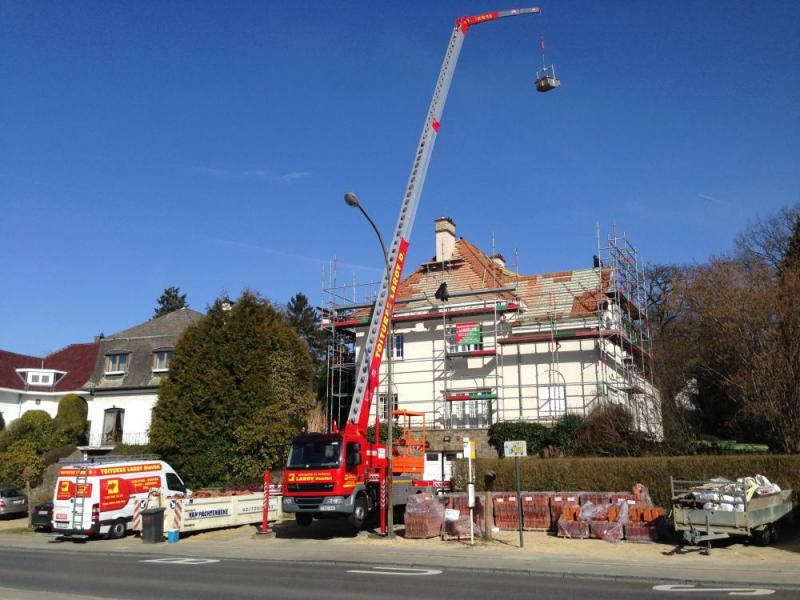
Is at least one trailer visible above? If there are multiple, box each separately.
[670,477,793,554]
[136,485,283,538]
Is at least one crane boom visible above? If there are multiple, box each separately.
[346,8,542,433]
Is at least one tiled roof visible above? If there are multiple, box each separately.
[394,238,608,322]
[87,308,204,391]
[0,343,100,392]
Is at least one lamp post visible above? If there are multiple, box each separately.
[344,191,395,538]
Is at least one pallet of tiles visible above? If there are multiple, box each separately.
[557,506,589,539]
[550,492,580,531]
[521,493,552,530]
[403,493,443,539]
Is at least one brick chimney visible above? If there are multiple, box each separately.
[435,217,456,262]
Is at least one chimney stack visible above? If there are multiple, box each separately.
[435,217,456,262]
[490,253,506,269]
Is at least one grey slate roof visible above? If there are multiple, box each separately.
[86,308,204,391]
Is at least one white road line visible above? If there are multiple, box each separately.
[653,584,775,596]
[140,557,220,565]
[346,566,442,576]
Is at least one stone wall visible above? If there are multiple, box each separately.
[415,428,497,458]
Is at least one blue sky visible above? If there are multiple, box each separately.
[2,1,798,356]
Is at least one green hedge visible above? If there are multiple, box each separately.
[454,455,800,508]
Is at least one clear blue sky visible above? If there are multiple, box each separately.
[2,1,798,356]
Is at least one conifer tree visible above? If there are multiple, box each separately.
[154,287,188,318]
[150,291,315,486]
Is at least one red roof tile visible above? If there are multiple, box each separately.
[0,343,100,392]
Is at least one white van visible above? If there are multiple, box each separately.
[52,457,187,539]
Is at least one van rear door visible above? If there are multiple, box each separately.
[52,475,94,532]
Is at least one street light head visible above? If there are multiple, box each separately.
[344,192,360,208]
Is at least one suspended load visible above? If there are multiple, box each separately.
[534,34,560,93]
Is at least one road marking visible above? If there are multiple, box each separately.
[653,584,775,596]
[346,566,442,576]
[141,557,220,565]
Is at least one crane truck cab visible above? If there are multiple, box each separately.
[282,431,381,528]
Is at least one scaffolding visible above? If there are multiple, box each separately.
[319,227,661,438]
[596,227,660,436]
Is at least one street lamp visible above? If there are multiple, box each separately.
[344,191,395,538]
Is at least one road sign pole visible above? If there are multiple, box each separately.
[515,456,523,548]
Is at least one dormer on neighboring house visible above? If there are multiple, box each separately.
[82,307,203,447]
[14,368,67,390]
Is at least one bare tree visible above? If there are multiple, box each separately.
[735,203,800,270]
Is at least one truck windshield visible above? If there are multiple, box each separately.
[287,437,342,469]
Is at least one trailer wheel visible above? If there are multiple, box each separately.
[756,525,773,546]
[108,519,127,540]
[295,513,313,527]
[349,495,367,530]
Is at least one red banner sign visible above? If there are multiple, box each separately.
[361,237,409,428]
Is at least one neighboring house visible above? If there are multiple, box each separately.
[324,218,662,454]
[0,343,100,427]
[83,308,203,447]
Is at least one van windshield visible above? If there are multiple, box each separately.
[287,436,342,469]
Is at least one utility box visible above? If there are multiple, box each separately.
[141,507,165,543]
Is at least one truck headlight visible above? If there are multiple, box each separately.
[282,497,295,505]
[322,496,344,505]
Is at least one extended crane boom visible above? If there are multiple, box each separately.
[347,8,542,434]
[283,7,548,532]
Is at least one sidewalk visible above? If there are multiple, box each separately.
[2,521,799,588]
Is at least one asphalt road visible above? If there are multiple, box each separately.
[0,547,792,600]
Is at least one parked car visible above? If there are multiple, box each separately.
[0,486,28,519]
[31,501,53,531]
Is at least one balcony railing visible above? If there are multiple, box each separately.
[85,431,149,447]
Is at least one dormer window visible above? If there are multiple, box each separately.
[16,369,64,387]
[152,349,173,373]
[104,353,130,375]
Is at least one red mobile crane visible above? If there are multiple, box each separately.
[282,7,555,530]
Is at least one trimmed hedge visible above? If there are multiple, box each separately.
[454,455,800,508]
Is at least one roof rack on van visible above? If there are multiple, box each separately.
[58,454,161,465]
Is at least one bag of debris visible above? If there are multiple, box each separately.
[693,491,720,504]
[632,483,654,507]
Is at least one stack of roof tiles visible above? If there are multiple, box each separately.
[403,493,444,539]
[441,493,483,540]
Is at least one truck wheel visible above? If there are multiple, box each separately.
[349,496,368,530]
[108,519,127,540]
[295,513,313,527]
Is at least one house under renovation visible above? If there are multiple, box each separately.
[322,218,661,455]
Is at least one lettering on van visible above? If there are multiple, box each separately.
[59,463,162,478]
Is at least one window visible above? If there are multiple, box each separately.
[31,374,40,383]
[391,334,404,359]
[377,393,399,422]
[538,385,566,418]
[446,398,491,429]
[105,353,129,375]
[447,322,483,353]
[166,473,186,493]
[102,408,125,444]
[152,350,173,372]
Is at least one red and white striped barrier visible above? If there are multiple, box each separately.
[132,499,142,532]
[172,499,183,531]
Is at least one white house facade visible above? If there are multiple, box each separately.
[324,218,662,453]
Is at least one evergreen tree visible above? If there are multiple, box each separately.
[154,286,188,318]
[285,292,325,362]
[53,394,88,446]
[149,291,315,486]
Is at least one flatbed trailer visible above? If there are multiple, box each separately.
[137,488,283,537]
[671,477,793,554]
